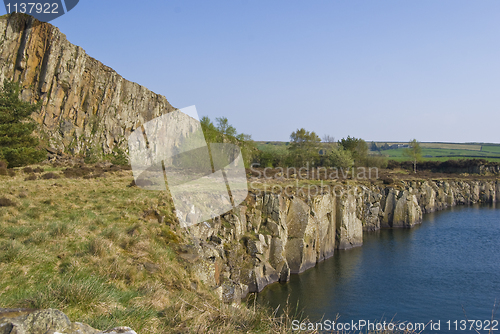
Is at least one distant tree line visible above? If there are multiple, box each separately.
[256,129,388,169]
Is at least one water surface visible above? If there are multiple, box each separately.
[257,204,500,331]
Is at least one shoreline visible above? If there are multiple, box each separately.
[186,175,500,303]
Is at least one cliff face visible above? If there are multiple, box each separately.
[0,13,175,155]
[184,179,500,303]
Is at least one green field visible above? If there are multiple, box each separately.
[374,142,500,162]
[256,141,500,163]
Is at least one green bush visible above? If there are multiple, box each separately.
[327,148,354,169]
[0,80,46,167]
[84,146,101,164]
[110,147,129,166]
[363,155,388,169]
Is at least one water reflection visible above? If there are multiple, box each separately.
[256,204,500,328]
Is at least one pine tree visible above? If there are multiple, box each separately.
[0,80,46,167]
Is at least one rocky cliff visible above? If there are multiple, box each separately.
[183,178,500,303]
[0,13,175,155]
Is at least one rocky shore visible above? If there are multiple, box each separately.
[183,178,500,303]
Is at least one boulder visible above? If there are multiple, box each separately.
[0,308,136,334]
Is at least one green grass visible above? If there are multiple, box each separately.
[375,143,500,162]
[0,164,301,333]
[480,145,500,154]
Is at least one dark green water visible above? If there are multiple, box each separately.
[257,204,500,332]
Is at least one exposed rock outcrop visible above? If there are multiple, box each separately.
[0,308,136,334]
[186,179,500,303]
[0,13,175,155]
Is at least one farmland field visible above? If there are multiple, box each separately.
[373,142,500,162]
[255,141,500,163]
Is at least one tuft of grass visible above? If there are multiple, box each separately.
[0,239,24,263]
[87,237,109,257]
[101,225,121,241]
[48,221,70,237]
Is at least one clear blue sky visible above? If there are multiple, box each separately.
[2,1,500,143]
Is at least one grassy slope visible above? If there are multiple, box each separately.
[0,166,292,333]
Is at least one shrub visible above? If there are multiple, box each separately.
[63,166,93,178]
[363,155,388,169]
[41,172,60,180]
[387,160,400,169]
[327,148,354,169]
[110,147,129,166]
[0,80,47,167]
[23,166,34,173]
[0,197,16,207]
[33,167,44,173]
[84,147,102,164]
[381,177,395,185]
[7,169,15,177]
[24,174,37,181]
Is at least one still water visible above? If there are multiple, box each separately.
[257,204,500,331]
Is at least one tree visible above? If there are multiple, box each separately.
[322,135,335,145]
[215,117,237,139]
[200,116,218,144]
[288,128,321,167]
[200,115,257,167]
[403,139,422,173]
[338,136,368,166]
[327,148,354,169]
[0,80,46,167]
